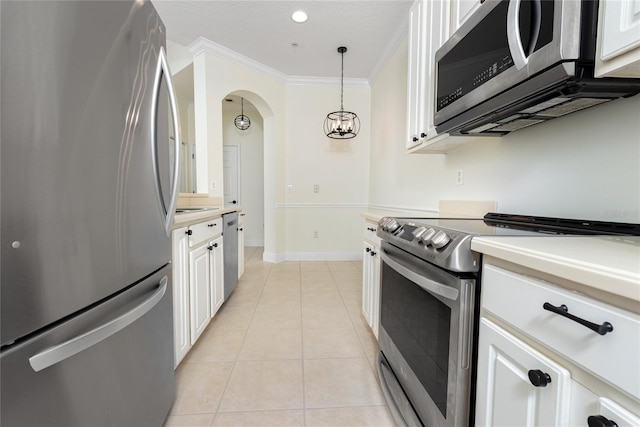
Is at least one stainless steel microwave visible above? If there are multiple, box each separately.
[434,0,640,137]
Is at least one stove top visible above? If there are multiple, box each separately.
[377,213,640,273]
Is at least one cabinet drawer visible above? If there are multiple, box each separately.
[482,264,640,399]
[363,221,380,246]
[188,219,222,247]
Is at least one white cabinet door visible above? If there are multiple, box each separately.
[362,241,381,338]
[171,227,190,367]
[362,241,374,326]
[476,318,571,427]
[238,212,245,279]
[209,235,224,317]
[370,245,381,339]
[406,0,426,148]
[450,0,482,34]
[596,0,640,77]
[189,244,211,344]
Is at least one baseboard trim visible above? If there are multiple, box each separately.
[262,251,361,263]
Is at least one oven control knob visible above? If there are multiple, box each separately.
[419,228,436,245]
[412,226,428,240]
[387,220,401,233]
[431,230,451,249]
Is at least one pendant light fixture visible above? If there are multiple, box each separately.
[324,46,359,139]
[234,97,251,130]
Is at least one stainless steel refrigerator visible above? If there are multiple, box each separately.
[1,1,181,425]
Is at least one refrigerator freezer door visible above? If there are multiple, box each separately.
[0,266,175,426]
[1,1,178,344]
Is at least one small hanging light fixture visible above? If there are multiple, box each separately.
[234,97,251,130]
[324,46,359,139]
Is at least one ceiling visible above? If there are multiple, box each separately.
[152,0,413,80]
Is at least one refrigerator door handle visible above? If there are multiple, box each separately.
[28,277,168,372]
[151,46,181,237]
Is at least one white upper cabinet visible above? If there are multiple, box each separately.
[405,0,450,149]
[406,0,426,148]
[406,0,499,154]
[596,0,640,77]
[450,0,482,35]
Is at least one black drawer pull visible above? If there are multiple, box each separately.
[588,415,618,427]
[527,369,551,387]
[543,303,613,336]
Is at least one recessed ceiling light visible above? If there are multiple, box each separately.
[291,10,308,23]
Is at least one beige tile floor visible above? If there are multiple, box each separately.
[164,247,396,427]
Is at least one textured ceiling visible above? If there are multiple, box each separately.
[152,0,413,80]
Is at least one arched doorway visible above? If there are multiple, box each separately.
[221,93,264,249]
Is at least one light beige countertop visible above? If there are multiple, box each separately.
[361,208,438,223]
[471,235,640,305]
[172,206,243,227]
[361,201,498,223]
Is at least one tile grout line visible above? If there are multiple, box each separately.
[210,248,271,423]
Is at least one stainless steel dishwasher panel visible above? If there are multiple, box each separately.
[222,212,239,300]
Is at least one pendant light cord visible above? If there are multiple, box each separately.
[340,50,344,112]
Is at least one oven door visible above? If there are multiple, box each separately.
[377,242,476,427]
[435,0,584,128]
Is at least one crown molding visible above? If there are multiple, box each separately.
[188,37,289,83]
[187,37,370,87]
[287,76,370,87]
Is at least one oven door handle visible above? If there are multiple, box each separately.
[381,249,459,301]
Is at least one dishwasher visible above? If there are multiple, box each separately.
[222,212,238,300]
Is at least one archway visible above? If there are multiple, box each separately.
[221,90,275,262]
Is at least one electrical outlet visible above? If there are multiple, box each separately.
[313,184,319,193]
[210,181,216,190]
[313,231,319,238]
[456,170,464,186]
[287,184,294,192]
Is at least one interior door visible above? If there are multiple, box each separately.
[223,145,240,206]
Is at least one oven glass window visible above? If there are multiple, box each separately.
[381,262,451,417]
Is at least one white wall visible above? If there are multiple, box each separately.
[186,41,371,261]
[371,35,640,223]
[222,103,265,247]
[283,83,371,259]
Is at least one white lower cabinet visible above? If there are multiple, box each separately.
[476,263,640,426]
[475,318,571,426]
[238,212,245,279]
[171,216,225,367]
[189,243,211,344]
[362,220,381,338]
[171,227,190,367]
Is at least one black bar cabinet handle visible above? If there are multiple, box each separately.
[543,303,613,336]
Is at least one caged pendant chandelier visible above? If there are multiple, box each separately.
[324,46,360,139]
[234,97,251,130]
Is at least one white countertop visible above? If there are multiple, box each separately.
[173,206,243,227]
[471,235,640,303]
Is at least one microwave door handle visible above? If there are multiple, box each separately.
[528,0,542,56]
[507,0,528,70]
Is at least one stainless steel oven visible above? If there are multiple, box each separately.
[378,241,476,427]
[375,214,640,427]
